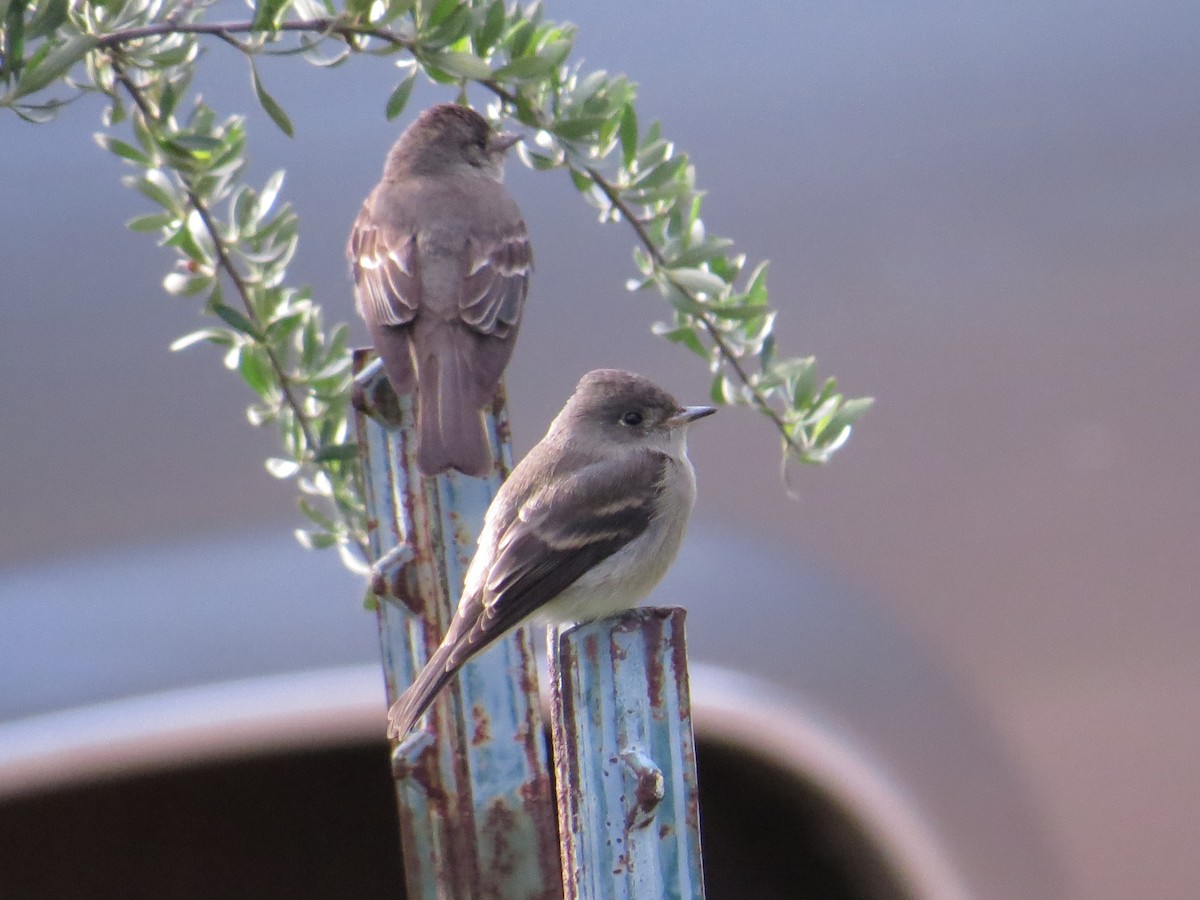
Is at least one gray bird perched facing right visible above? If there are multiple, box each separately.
[387,368,716,739]
[348,103,531,477]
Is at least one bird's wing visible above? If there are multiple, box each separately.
[437,452,666,671]
[347,205,421,328]
[458,224,532,339]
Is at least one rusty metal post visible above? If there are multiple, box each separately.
[549,607,706,900]
[352,351,562,900]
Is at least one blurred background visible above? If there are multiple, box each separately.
[3,1,1199,898]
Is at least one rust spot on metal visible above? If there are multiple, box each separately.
[515,629,540,698]
[370,567,389,598]
[392,742,450,806]
[482,798,520,881]
[641,609,668,716]
[471,702,492,745]
[447,507,477,575]
[583,632,600,668]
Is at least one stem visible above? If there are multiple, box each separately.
[481,80,802,453]
[94,17,413,52]
[110,54,370,560]
[584,168,802,452]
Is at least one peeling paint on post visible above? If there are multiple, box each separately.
[550,607,706,900]
[352,350,562,900]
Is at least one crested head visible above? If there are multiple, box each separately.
[383,103,519,180]
[554,369,715,447]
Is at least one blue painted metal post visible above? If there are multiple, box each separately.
[352,351,562,900]
[549,607,706,900]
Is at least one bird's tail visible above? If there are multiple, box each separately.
[416,327,492,477]
[387,641,462,739]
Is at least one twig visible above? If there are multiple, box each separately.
[95,17,413,52]
[481,80,802,453]
[109,53,370,559]
[584,168,802,452]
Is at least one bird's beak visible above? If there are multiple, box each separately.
[490,131,522,153]
[667,405,717,428]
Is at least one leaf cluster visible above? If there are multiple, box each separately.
[1,0,872,568]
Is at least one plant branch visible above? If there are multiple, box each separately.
[94,17,413,52]
[481,78,804,453]
[583,167,803,451]
[109,52,370,560]
[93,19,813,455]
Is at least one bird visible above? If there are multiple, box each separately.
[387,368,716,739]
[348,103,531,477]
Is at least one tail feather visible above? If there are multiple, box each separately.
[387,643,461,739]
[415,328,492,477]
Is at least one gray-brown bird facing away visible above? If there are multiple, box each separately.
[348,103,531,477]
[387,369,716,739]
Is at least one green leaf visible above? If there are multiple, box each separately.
[385,72,416,120]
[26,0,68,40]
[2,0,28,85]
[476,0,506,54]
[252,0,291,30]
[250,61,294,138]
[421,4,470,48]
[298,497,336,529]
[239,345,275,397]
[781,356,817,405]
[507,19,536,57]
[96,134,149,165]
[666,266,728,296]
[744,260,769,305]
[632,154,687,190]
[710,371,732,404]
[10,33,97,99]
[493,53,558,81]
[539,38,573,68]
[569,168,592,192]
[425,0,460,28]
[295,528,337,550]
[211,302,263,339]
[651,322,708,359]
[127,212,175,233]
[551,115,607,140]
[427,50,492,80]
[707,301,770,322]
[671,237,735,269]
[619,102,638,169]
[164,133,224,159]
[256,170,285,221]
[314,442,360,462]
[170,328,234,352]
[823,397,874,434]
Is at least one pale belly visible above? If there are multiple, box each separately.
[534,457,696,624]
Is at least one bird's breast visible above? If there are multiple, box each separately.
[537,455,697,624]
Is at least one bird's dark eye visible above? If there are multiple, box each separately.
[621,410,644,427]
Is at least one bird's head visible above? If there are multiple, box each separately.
[557,369,716,453]
[386,103,521,180]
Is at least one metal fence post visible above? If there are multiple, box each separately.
[549,607,706,900]
[352,351,562,900]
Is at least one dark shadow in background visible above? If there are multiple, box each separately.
[0,737,909,900]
